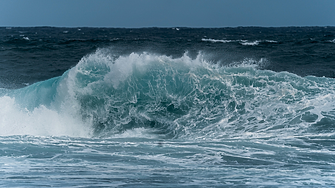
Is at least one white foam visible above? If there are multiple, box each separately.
[0,96,90,137]
[228,57,269,68]
[110,128,158,139]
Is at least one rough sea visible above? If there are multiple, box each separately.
[1,27,335,187]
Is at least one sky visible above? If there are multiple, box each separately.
[0,0,334,27]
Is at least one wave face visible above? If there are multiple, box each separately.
[2,49,335,139]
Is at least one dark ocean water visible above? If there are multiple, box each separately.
[1,27,335,187]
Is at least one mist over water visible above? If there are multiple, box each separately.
[0,27,335,187]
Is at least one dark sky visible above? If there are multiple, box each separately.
[0,0,334,27]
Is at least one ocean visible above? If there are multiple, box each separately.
[0,27,335,187]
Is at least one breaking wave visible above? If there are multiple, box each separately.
[1,49,335,139]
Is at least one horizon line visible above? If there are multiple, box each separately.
[1,25,335,29]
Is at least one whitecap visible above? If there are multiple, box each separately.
[202,38,232,43]
[240,40,260,46]
[265,40,278,43]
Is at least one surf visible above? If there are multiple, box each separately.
[1,49,335,139]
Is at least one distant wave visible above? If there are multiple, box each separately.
[202,38,277,46]
[240,40,260,46]
[201,38,232,43]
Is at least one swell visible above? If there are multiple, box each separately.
[1,49,335,139]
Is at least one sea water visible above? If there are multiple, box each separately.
[0,27,335,187]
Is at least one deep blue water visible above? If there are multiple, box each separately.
[1,27,335,187]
